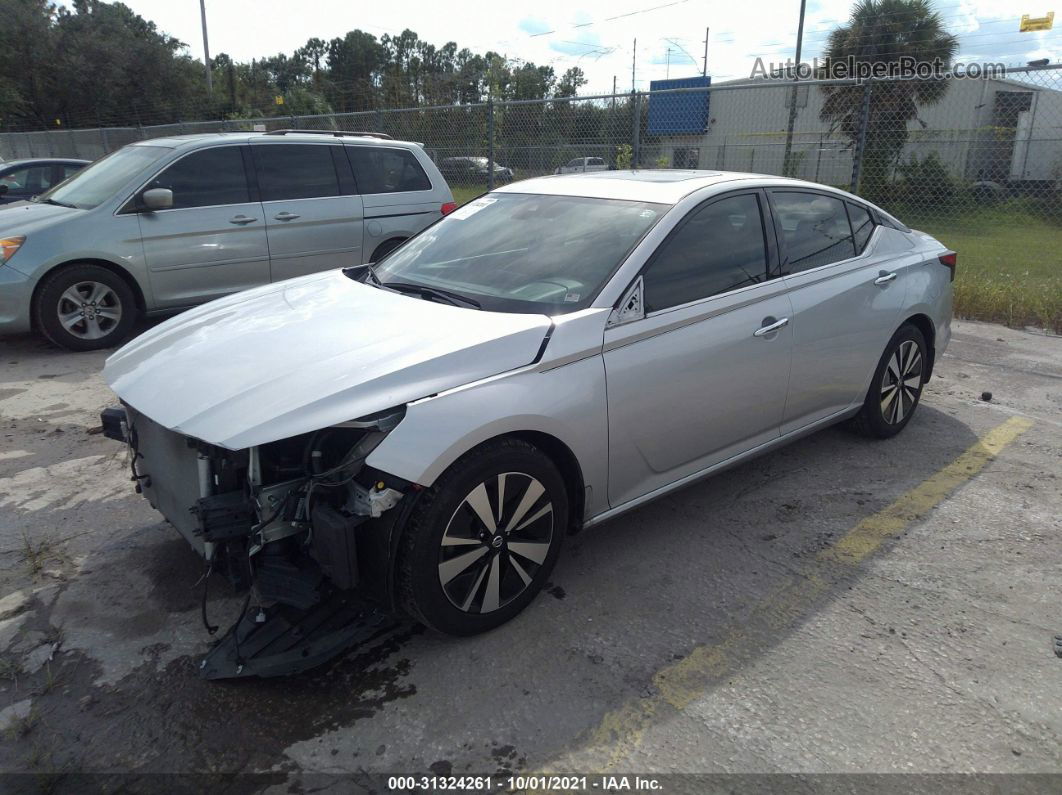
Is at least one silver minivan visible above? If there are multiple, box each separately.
[0,130,455,350]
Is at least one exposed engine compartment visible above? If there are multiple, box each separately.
[106,404,408,612]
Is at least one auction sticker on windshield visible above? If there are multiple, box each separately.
[449,196,497,220]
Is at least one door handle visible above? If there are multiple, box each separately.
[229,215,256,225]
[753,317,789,337]
[273,212,300,221]
[874,271,897,285]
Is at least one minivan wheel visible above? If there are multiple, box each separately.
[397,438,567,636]
[35,264,137,351]
[851,324,927,439]
[370,237,406,263]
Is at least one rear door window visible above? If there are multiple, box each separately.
[347,147,431,194]
[771,191,856,273]
[253,144,340,201]
[146,146,250,209]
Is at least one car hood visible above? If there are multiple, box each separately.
[0,200,83,235]
[104,270,553,449]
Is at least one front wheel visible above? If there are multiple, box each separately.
[396,438,567,636]
[34,264,137,351]
[851,324,927,438]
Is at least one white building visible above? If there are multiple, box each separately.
[651,69,1062,188]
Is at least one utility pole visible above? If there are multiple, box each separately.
[612,75,617,107]
[665,47,673,79]
[632,38,637,92]
[702,27,709,77]
[199,0,213,94]
[781,0,807,177]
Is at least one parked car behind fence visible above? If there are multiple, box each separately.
[554,156,608,174]
[438,156,513,187]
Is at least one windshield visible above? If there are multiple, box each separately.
[36,145,171,210]
[374,192,666,314]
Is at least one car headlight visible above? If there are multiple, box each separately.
[0,236,25,265]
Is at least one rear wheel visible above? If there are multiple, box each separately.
[397,439,566,636]
[851,324,927,438]
[35,264,137,351]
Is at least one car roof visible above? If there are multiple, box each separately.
[493,170,864,205]
[129,132,421,150]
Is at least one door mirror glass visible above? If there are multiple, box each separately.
[141,187,174,211]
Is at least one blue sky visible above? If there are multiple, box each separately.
[113,0,1059,92]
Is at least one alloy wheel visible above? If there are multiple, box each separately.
[56,281,123,340]
[438,472,554,614]
[880,339,923,424]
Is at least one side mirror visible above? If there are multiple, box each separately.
[0,184,8,195]
[141,188,173,211]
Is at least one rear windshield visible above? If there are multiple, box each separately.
[37,145,171,210]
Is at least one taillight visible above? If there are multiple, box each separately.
[441,202,457,216]
[938,251,957,281]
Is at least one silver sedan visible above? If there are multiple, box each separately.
[103,170,953,644]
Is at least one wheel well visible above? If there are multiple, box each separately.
[31,259,146,328]
[902,313,936,380]
[370,237,407,263]
[503,431,586,533]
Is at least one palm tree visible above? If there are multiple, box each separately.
[819,0,958,202]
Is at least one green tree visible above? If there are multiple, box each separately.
[819,0,958,203]
[326,29,386,111]
[555,67,587,99]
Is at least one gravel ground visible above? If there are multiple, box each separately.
[0,319,1059,791]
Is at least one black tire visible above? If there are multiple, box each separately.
[34,264,137,351]
[850,323,928,439]
[397,438,567,636]
[370,238,406,263]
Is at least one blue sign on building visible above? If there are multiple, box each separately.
[647,76,712,135]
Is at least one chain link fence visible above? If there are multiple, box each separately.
[1,64,1059,329]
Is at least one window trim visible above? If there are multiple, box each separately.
[116,143,256,215]
[345,144,434,195]
[622,188,779,318]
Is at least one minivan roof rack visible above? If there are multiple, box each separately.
[263,129,393,140]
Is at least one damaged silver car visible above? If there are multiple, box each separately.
[101,171,954,675]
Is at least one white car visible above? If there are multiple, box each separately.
[102,170,953,671]
[554,156,608,174]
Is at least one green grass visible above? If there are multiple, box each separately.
[450,185,487,206]
[902,203,1062,333]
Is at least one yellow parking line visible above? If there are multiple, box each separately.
[561,415,1034,772]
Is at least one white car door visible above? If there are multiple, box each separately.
[603,190,794,508]
[768,191,911,434]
